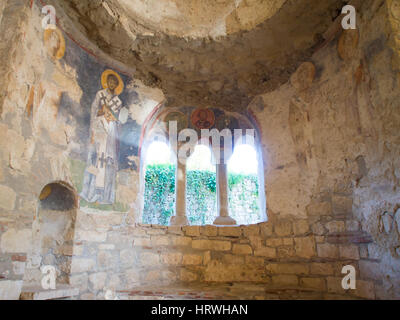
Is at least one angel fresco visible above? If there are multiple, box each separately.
[80,69,128,204]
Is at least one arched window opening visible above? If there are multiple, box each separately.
[37,182,77,285]
[186,144,217,225]
[142,140,176,225]
[227,142,262,225]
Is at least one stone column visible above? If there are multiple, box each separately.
[170,159,189,226]
[213,163,237,225]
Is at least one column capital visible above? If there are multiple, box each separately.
[170,215,189,226]
[213,215,236,225]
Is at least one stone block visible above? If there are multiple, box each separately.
[70,273,88,292]
[182,254,202,265]
[310,263,334,275]
[171,236,192,246]
[0,280,23,300]
[265,238,283,246]
[120,249,135,267]
[145,270,160,281]
[89,272,107,291]
[180,269,198,282]
[218,226,242,237]
[274,220,292,236]
[97,251,117,270]
[151,235,170,246]
[71,258,95,273]
[192,239,231,251]
[254,247,276,258]
[183,226,200,237]
[125,268,140,286]
[221,254,244,265]
[242,224,260,237]
[98,244,115,250]
[266,263,309,275]
[293,220,309,235]
[107,274,121,290]
[277,247,296,258]
[201,225,218,236]
[294,236,316,258]
[300,277,326,290]
[232,244,252,255]
[12,261,25,275]
[203,251,211,265]
[311,222,326,235]
[260,223,273,237]
[339,245,360,260]
[271,275,298,286]
[317,243,339,258]
[140,252,160,265]
[245,256,265,266]
[325,221,345,233]
[326,277,346,294]
[282,238,294,246]
[77,230,107,242]
[248,235,263,249]
[161,252,182,265]
[146,227,167,235]
[354,280,375,299]
[133,237,151,247]
[167,226,183,235]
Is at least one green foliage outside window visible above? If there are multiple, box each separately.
[143,164,260,225]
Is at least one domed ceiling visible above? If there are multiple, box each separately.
[50,0,346,111]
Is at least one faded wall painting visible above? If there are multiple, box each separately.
[80,70,128,204]
[27,25,160,211]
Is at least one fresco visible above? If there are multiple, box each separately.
[28,25,157,210]
[80,69,128,204]
[191,108,215,129]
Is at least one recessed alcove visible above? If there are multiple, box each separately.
[37,182,77,285]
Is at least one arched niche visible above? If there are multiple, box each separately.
[36,182,77,285]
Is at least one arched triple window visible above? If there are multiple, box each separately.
[140,108,267,226]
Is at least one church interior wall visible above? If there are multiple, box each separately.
[0,0,399,300]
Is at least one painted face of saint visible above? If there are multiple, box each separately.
[199,110,207,121]
[107,75,119,93]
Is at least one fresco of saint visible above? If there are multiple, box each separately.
[191,108,215,130]
[80,69,127,204]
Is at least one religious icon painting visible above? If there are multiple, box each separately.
[43,27,66,60]
[163,111,188,133]
[80,69,128,205]
[191,108,215,130]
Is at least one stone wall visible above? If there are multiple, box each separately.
[248,0,400,298]
[65,207,382,299]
